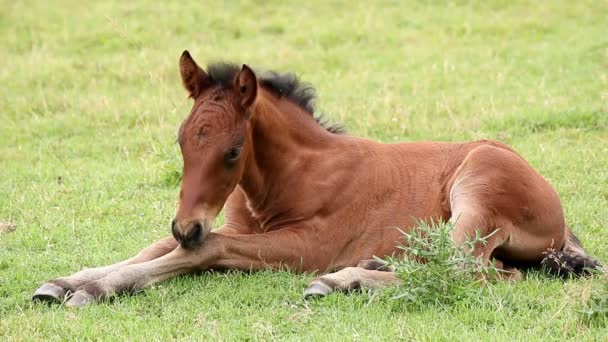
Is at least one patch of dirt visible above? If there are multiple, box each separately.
[0,221,16,234]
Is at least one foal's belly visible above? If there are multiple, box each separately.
[328,199,449,269]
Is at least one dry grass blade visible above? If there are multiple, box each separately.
[0,221,16,234]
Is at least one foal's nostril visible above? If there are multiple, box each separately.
[188,221,203,243]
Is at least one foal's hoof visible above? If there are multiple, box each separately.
[33,283,67,303]
[304,281,332,299]
[65,290,94,307]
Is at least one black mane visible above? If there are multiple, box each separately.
[206,62,345,134]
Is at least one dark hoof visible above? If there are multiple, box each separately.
[33,283,67,303]
[65,290,94,307]
[304,281,332,299]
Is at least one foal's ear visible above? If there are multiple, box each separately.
[179,50,208,98]
[234,64,257,108]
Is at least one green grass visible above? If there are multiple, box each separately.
[1,0,608,340]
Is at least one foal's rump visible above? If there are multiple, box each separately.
[446,142,600,273]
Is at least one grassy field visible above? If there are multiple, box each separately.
[1,0,608,340]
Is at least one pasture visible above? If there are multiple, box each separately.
[1,0,607,340]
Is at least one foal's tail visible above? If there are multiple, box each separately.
[541,228,602,277]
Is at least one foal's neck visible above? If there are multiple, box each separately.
[239,93,337,226]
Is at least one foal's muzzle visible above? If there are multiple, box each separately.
[171,218,211,249]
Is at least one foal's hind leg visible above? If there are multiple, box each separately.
[450,212,506,259]
[449,211,516,281]
[448,213,525,282]
[33,236,178,303]
[304,263,400,298]
[448,144,568,280]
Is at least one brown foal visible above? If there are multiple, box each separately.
[33,51,600,306]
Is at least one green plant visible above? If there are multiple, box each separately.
[383,220,499,309]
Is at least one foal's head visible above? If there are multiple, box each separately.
[172,51,258,248]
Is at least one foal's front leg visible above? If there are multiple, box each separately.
[33,222,255,304]
[33,237,178,303]
[63,227,331,306]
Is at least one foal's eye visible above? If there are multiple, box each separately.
[225,146,242,163]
